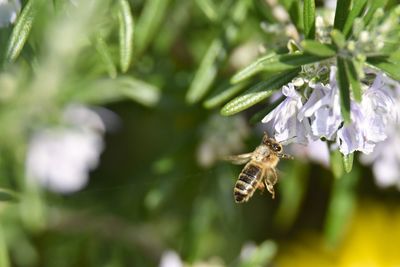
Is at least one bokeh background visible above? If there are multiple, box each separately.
[1,0,400,266]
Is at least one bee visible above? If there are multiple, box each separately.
[225,133,293,203]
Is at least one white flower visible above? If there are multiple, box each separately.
[159,250,183,267]
[261,65,397,157]
[262,83,310,144]
[0,0,20,27]
[289,139,330,167]
[337,74,397,155]
[360,124,400,189]
[25,105,106,194]
[336,102,374,155]
[298,67,342,140]
[360,78,400,189]
[324,0,337,9]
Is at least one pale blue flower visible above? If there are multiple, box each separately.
[337,74,397,155]
[360,78,400,189]
[262,83,310,144]
[262,66,397,156]
[298,67,342,140]
[336,102,375,155]
[361,124,400,189]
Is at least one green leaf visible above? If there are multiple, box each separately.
[72,77,160,107]
[186,39,223,104]
[388,50,400,64]
[118,0,134,72]
[230,53,276,84]
[303,0,315,39]
[195,0,219,22]
[366,56,400,81]
[324,167,359,247]
[274,161,309,232]
[135,0,170,54]
[333,0,351,31]
[343,152,354,173]
[203,81,249,109]
[287,1,302,32]
[330,149,344,179]
[231,52,327,84]
[363,0,387,26]
[331,29,346,49]
[337,57,351,124]
[344,59,362,102]
[342,0,367,37]
[0,188,18,202]
[95,35,117,79]
[301,40,337,57]
[5,0,38,62]
[221,69,299,116]
[0,226,10,267]
[249,95,285,124]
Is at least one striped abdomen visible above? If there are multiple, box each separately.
[234,163,263,203]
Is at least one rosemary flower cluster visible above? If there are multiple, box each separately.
[262,67,398,156]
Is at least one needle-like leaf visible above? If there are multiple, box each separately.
[135,0,170,54]
[221,69,299,116]
[72,77,160,107]
[5,0,38,62]
[342,0,367,37]
[231,52,327,84]
[363,0,387,26]
[336,57,351,124]
[366,56,400,81]
[95,35,117,78]
[303,0,315,39]
[186,39,223,104]
[203,81,250,109]
[117,0,134,72]
[345,59,362,102]
[333,0,351,32]
[301,40,337,57]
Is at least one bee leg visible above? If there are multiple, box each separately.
[257,182,267,194]
[266,184,275,199]
[278,153,294,160]
[265,169,278,199]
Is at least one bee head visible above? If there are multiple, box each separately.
[262,133,282,153]
[270,141,282,153]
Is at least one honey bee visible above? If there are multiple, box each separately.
[226,133,293,203]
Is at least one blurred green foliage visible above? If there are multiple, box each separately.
[0,0,400,267]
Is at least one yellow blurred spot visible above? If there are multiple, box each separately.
[276,201,400,267]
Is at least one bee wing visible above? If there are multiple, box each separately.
[222,153,253,165]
